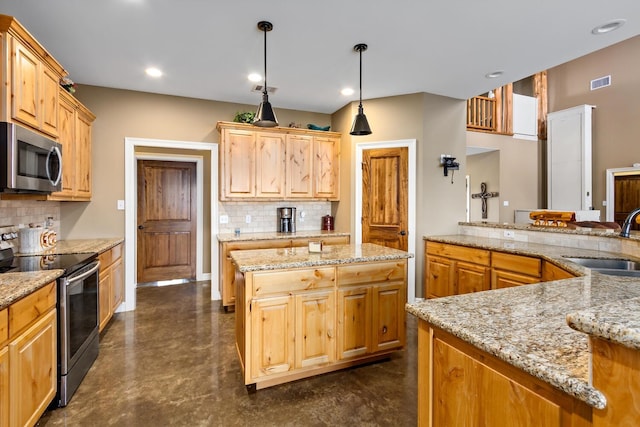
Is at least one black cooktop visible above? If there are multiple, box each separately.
[0,248,98,275]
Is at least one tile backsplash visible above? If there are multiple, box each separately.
[0,200,60,232]
[218,201,332,233]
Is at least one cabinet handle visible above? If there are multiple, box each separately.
[138,225,144,230]
[382,326,388,334]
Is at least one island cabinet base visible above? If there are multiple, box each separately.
[418,321,593,427]
[236,259,407,391]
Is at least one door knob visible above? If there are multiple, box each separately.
[398,230,406,236]
[138,225,144,230]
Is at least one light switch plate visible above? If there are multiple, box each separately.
[117,200,125,210]
[219,215,229,224]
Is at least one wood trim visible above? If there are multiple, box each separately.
[503,83,514,135]
[217,121,341,138]
[534,71,548,140]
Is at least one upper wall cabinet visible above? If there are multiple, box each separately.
[0,15,96,201]
[0,15,67,138]
[217,121,340,201]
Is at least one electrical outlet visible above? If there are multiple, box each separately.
[504,230,515,238]
[219,215,229,224]
[245,215,251,224]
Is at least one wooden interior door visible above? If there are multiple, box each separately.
[137,160,197,283]
[614,175,640,230]
[362,147,408,250]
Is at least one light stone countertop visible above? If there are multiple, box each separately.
[230,242,413,273]
[407,234,640,409]
[1,237,124,310]
[217,230,350,243]
[461,220,636,240]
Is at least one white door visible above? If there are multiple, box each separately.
[547,105,595,211]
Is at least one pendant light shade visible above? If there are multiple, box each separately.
[350,43,372,136]
[254,21,278,127]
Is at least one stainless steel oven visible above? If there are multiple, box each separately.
[0,121,62,193]
[57,259,100,407]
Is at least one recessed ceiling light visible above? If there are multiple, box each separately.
[485,70,504,79]
[145,67,163,78]
[591,19,626,35]
[341,88,355,96]
[248,73,262,83]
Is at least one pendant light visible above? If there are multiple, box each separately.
[253,20,278,127]
[350,43,372,136]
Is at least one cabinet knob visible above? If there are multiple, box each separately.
[138,225,145,230]
[382,326,388,334]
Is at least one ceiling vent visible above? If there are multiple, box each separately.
[590,75,611,91]
[252,85,277,94]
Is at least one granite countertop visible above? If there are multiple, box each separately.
[0,271,62,310]
[230,242,413,272]
[217,230,350,243]
[461,221,638,240]
[16,237,124,256]
[2,237,124,310]
[409,234,640,409]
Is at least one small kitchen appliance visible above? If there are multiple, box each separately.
[321,215,334,231]
[277,207,296,233]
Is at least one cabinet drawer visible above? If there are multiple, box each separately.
[111,243,123,261]
[9,281,56,339]
[319,236,350,245]
[99,249,112,271]
[492,251,541,277]
[225,239,292,254]
[426,242,490,266]
[337,260,406,287]
[252,267,335,296]
[0,308,7,345]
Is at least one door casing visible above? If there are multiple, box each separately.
[355,139,416,303]
[124,137,219,312]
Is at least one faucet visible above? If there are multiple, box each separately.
[620,207,640,237]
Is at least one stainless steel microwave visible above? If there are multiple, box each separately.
[0,122,62,193]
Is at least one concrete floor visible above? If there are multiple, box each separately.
[38,281,418,426]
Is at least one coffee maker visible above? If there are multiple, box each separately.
[277,207,296,233]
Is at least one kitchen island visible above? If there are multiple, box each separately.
[408,234,640,426]
[230,243,413,391]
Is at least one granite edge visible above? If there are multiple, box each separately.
[406,303,607,409]
[237,252,414,273]
[217,231,350,243]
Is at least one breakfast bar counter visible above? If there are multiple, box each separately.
[408,233,640,426]
[230,243,413,391]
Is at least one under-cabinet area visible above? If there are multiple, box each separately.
[230,243,412,391]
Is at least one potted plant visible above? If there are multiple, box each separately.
[233,111,255,124]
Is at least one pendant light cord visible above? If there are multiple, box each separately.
[263,26,268,97]
[358,47,363,108]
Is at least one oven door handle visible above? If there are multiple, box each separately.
[66,261,100,285]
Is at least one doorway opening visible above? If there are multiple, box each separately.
[355,139,417,302]
[606,166,640,228]
[124,138,219,312]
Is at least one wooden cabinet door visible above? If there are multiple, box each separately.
[286,134,313,198]
[372,283,405,353]
[55,92,76,199]
[425,255,455,298]
[455,261,491,295]
[432,336,561,426]
[492,269,540,290]
[256,132,285,198]
[111,256,124,311]
[222,128,256,199]
[295,291,335,368]
[98,266,112,332]
[542,261,575,282]
[337,286,372,359]
[250,295,295,379]
[75,108,93,200]
[9,309,57,427]
[11,39,40,129]
[0,346,7,427]
[313,136,340,199]
[41,65,59,137]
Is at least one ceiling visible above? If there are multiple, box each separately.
[2,1,639,114]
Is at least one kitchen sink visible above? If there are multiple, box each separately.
[563,257,640,277]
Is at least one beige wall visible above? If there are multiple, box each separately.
[466,132,540,222]
[332,92,467,297]
[547,35,640,218]
[467,151,500,222]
